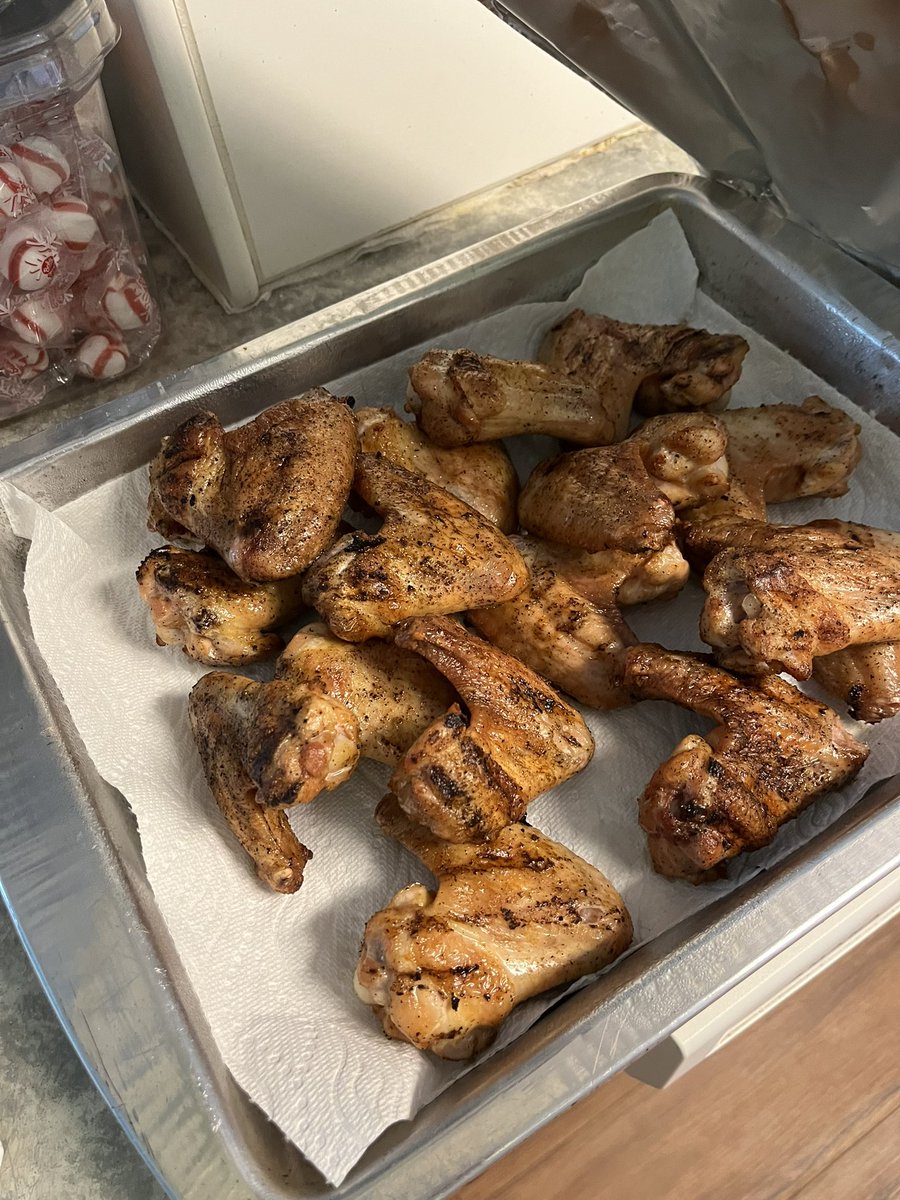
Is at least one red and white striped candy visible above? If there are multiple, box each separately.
[10,136,71,196]
[0,223,60,292]
[6,295,66,345]
[100,271,153,331]
[75,332,128,379]
[0,336,49,381]
[49,194,99,253]
[0,148,36,219]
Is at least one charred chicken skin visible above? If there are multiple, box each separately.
[468,535,636,709]
[136,545,306,665]
[539,309,748,435]
[355,405,518,531]
[148,389,357,581]
[355,795,633,1059]
[390,616,595,842]
[623,644,869,882]
[303,454,527,641]
[406,348,617,447]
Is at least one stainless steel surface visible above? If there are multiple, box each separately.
[481,1,900,282]
[1,175,899,1200]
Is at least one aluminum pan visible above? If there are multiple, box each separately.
[1,175,899,1200]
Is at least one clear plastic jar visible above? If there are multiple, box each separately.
[0,0,160,415]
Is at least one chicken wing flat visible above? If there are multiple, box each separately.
[390,616,594,842]
[406,348,616,447]
[720,397,861,503]
[628,412,729,510]
[468,536,636,708]
[355,795,632,1058]
[701,541,900,679]
[355,405,518,530]
[189,673,320,893]
[813,643,900,724]
[623,644,869,881]
[276,621,454,765]
[539,309,748,432]
[304,454,527,641]
[519,442,675,554]
[148,389,357,581]
[537,539,690,607]
[136,546,306,665]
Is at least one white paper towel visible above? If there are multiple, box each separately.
[4,211,900,1186]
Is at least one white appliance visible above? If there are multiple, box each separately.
[101,0,635,310]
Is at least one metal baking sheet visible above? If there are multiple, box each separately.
[1,175,899,1200]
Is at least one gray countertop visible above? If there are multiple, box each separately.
[0,126,692,1200]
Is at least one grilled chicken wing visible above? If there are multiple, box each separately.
[406,348,616,447]
[701,539,900,679]
[355,795,632,1058]
[148,390,357,581]
[136,546,306,665]
[519,442,675,554]
[276,622,454,765]
[813,643,900,724]
[623,644,869,881]
[628,413,729,510]
[468,536,636,708]
[720,397,861,502]
[390,616,594,842]
[540,309,748,433]
[189,673,320,893]
[355,406,518,530]
[304,454,527,641]
[537,540,690,607]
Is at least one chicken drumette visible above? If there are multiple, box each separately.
[406,348,617,447]
[540,309,749,435]
[137,546,306,665]
[148,389,357,581]
[355,405,518,530]
[304,454,527,641]
[188,623,453,891]
[355,795,633,1058]
[623,644,869,881]
[390,617,594,842]
[469,535,636,708]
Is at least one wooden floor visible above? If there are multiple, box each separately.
[457,916,900,1200]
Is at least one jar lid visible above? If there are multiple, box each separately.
[0,0,118,109]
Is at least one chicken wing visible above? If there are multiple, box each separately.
[188,673,320,893]
[628,413,729,510]
[355,405,518,530]
[623,644,869,881]
[540,309,748,433]
[701,540,900,679]
[276,621,454,765]
[390,616,594,842]
[812,643,900,724]
[468,535,636,708]
[304,454,527,641]
[148,389,357,581]
[355,795,633,1058]
[136,546,306,665]
[537,540,690,607]
[720,397,861,502]
[406,348,616,447]
[519,442,675,554]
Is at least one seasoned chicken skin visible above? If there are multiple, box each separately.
[701,539,900,679]
[720,397,861,503]
[304,454,527,641]
[355,406,518,531]
[355,795,633,1058]
[537,540,690,607]
[136,546,305,665]
[390,616,595,842]
[540,309,748,434]
[469,536,636,708]
[406,348,616,447]
[813,643,900,724]
[148,390,357,581]
[628,413,729,510]
[623,645,869,881]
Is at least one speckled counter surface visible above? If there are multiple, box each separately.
[0,127,692,1200]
